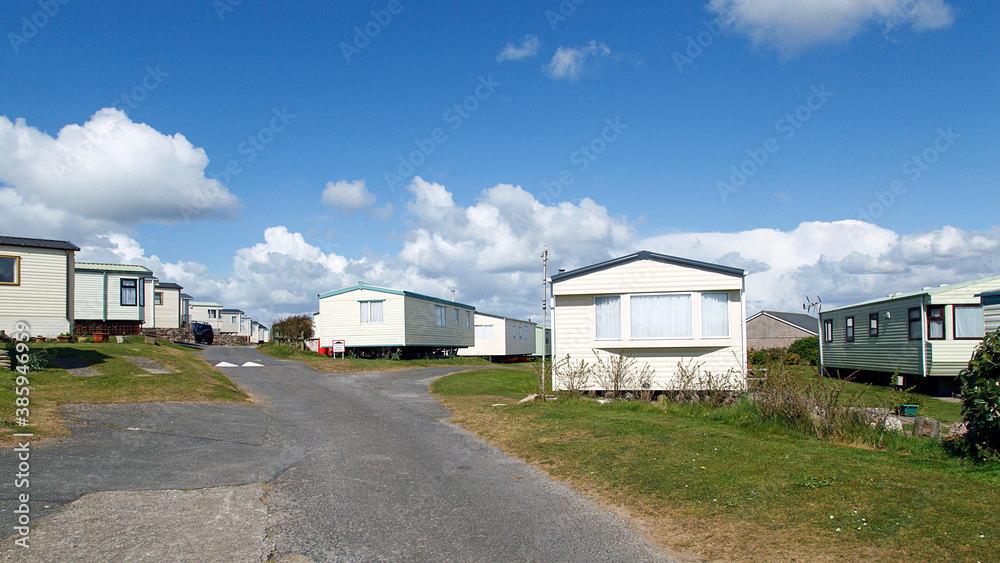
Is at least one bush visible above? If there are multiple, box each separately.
[788,336,819,366]
[783,352,802,365]
[748,350,769,366]
[956,330,1000,460]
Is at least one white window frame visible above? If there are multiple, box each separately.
[700,292,730,338]
[595,295,622,340]
[360,300,385,324]
[630,293,693,339]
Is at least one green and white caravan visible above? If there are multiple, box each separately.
[819,275,1000,389]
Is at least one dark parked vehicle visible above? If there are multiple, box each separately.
[192,322,214,345]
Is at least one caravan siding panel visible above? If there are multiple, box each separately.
[820,296,924,376]
[553,260,742,296]
[0,246,71,337]
[985,304,1000,333]
[458,314,506,356]
[105,273,143,321]
[74,271,105,320]
[153,289,181,328]
[402,297,474,348]
[318,289,406,347]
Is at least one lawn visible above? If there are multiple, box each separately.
[432,367,998,563]
[0,337,248,446]
[257,342,493,373]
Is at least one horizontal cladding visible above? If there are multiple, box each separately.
[319,289,406,347]
[553,260,741,296]
[0,247,69,319]
[553,346,744,391]
[821,297,923,375]
[403,297,474,348]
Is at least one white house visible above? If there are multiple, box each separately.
[317,282,474,357]
[250,320,270,344]
[189,301,223,331]
[820,275,1000,387]
[74,262,155,335]
[150,281,184,329]
[458,312,536,359]
[0,236,79,338]
[551,251,747,391]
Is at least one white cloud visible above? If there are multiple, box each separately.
[543,41,612,81]
[78,180,1000,328]
[707,0,955,54]
[497,34,541,62]
[0,108,241,240]
[642,221,1000,314]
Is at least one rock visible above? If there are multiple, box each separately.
[883,417,904,432]
[912,416,942,440]
[947,421,967,437]
[518,394,538,404]
[491,403,508,407]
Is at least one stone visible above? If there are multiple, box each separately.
[912,416,942,440]
[491,403,508,407]
[518,394,538,404]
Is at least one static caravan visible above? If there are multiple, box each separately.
[979,290,1000,334]
[151,282,184,329]
[819,275,1000,388]
[0,236,79,338]
[458,312,536,360]
[551,251,747,391]
[189,301,223,331]
[74,262,155,335]
[220,309,245,335]
[746,310,818,350]
[534,325,551,357]
[317,282,474,357]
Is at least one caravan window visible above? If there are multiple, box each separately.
[121,279,138,306]
[435,305,447,326]
[845,316,854,342]
[0,256,19,285]
[927,306,945,340]
[954,305,984,339]
[907,308,921,340]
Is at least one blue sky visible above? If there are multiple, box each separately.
[2,0,998,323]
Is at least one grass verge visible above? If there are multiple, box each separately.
[432,367,998,562]
[256,342,493,373]
[0,337,248,446]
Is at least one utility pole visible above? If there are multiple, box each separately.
[541,246,548,393]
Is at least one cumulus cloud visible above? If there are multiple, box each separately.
[496,34,540,62]
[642,221,1000,314]
[0,108,241,240]
[707,0,955,54]
[543,41,612,81]
[78,180,1000,327]
[320,178,393,219]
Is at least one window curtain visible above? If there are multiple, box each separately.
[121,280,137,306]
[595,296,621,339]
[360,302,369,324]
[475,325,493,340]
[370,301,384,323]
[631,294,691,338]
[954,306,984,338]
[701,293,729,337]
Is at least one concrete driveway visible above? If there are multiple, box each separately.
[0,347,681,562]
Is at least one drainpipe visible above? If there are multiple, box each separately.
[102,272,108,322]
[740,275,747,386]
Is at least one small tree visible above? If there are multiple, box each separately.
[788,336,819,366]
[272,314,314,350]
[956,330,1000,460]
[592,350,654,399]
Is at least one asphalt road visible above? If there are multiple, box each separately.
[1,347,680,562]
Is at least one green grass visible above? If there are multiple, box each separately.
[787,366,964,423]
[432,367,999,563]
[0,336,248,445]
[257,342,493,373]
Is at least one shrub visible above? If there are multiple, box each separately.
[553,355,593,396]
[956,330,1000,460]
[788,336,819,366]
[783,352,802,365]
[748,350,769,366]
[592,350,655,399]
